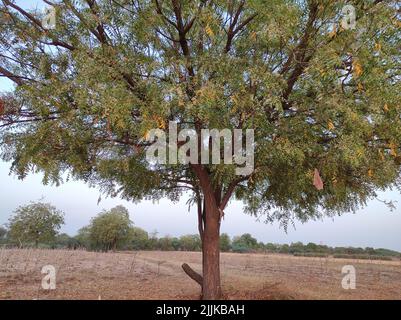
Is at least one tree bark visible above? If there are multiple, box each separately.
[201,191,222,300]
[182,263,203,287]
[190,164,223,300]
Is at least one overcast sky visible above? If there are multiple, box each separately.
[0,0,400,251]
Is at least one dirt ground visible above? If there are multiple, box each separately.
[0,249,400,300]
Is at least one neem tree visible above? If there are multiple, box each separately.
[0,0,400,299]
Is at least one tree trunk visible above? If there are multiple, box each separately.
[201,194,222,300]
[189,164,223,300]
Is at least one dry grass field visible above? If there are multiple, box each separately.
[0,249,400,300]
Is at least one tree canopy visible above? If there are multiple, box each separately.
[87,205,133,250]
[7,201,65,247]
[0,0,400,226]
[0,226,7,240]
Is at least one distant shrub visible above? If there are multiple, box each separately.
[333,254,393,261]
[231,243,251,253]
[293,252,329,258]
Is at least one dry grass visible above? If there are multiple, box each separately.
[0,249,400,300]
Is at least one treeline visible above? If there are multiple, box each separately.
[1,202,400,261]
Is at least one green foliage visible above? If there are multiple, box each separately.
[279,244,290,254]
[87,205,133,251]
[232,233,259,252]
[332,254,393,261]
[157,235,176,251]
[220,233,231,252]
[127,226,149,250]
[53,233,79,249]
[0,0,399,230]
[179,234,202,251]
[0,226,7,239]
[0,226,7,245]
[7,202,64,247]
[293,252,329,258]
[75,226,91,248]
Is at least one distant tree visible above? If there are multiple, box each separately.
[265,243,278,253]
[279,244,290,254]
[232,233,259,253]
[289,242,305,254]
[365,247,375,255]
[88,205,132,251]
[305,242,318,252]
[171,237,181,251]
[147,230,159,250]
[373,248,400,257]
[75,226,91,249]
[219,233,232,252]
[53,233,79,249]
[0,226,7,239]
[129,226,149,250]
[180,235,201,251]
[158,235,175,251]
[257,242,266,250]
[7,202,64,247]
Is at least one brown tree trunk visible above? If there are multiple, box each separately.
[189,164,223,300]
[201,191,222,300]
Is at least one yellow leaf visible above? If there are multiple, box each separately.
[159,121,166,129]
[353,60,363,77]
[383,104,389,112]
[357,83,364,92]
[153,116,166,129]
[368,169,373,177]
[250,31,257,41]
[389,142,397,157]
[328,120,335,131]
[379,149,385,161]
[205,25,214,37]
[313,168,324,190]
[143,130,150,141]
[374,42,382,51]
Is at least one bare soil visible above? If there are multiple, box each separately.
[0,249,400,300]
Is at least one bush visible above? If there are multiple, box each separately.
[333,254,393,261]
[128,227,149,250]
[179,234,201,251]
[220,233,231,252]
[231,243,251,253]
[293,252,329,258]
[231,234,258,253]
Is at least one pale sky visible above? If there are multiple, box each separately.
[0,0,400,251]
